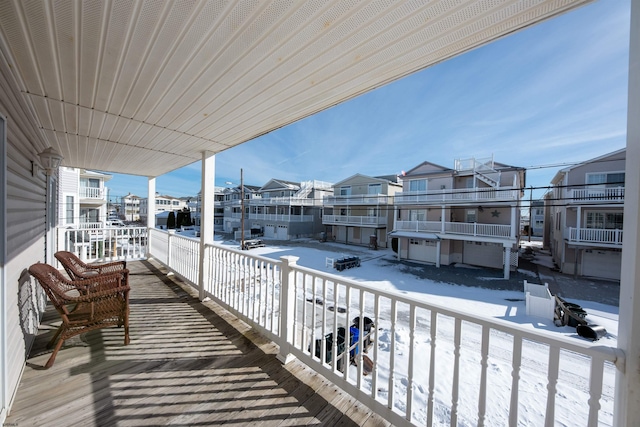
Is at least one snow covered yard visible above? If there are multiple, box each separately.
[214,237,620,425]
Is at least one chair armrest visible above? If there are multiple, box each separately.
[64,272,129,302]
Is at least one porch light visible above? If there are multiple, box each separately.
[38,146,63,175]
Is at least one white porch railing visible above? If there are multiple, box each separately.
[395,220,513,238]
[569,187,625,203]
[565,227,624,246]
[248,213,314,222]
[145,229,624,427]
[79,186,106,199]
[323,215,387,226]
[57,226,148,263]
[394,186,519,205]
[324,194,392,205]
[249,197,318,206]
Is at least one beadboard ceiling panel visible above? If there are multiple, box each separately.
[0,0,592,177]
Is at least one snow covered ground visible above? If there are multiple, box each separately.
[209,236,619,426]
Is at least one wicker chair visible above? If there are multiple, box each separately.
[28,263,130,369]
[55,250,127,283]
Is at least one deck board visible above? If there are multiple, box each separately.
[6,259,387,426]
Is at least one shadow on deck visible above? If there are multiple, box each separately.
[7,259,388,426]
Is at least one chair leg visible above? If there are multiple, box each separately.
[46,326,63,349]
[44,337,65,369]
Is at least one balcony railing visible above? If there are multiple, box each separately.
[57,226,148,263]
[395,220,513,238]
[568,187,625,203]
[394,186,519,205]
[248,213,314,222]
[323,215,388,226]
[249,197,318,206]
[139,228,623,426]
[324,194,391,205]
[79,186,106,200]
[565,227,624,246]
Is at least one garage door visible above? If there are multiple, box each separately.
[582,249,621,280]
[408,239,438,263]
[264,225,275,238]
[277,225,288,240]
[463,241,503,269]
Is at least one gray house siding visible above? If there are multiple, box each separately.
[1,53,50,420]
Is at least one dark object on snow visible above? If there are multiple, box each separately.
[313,327,346,371]
[555,296,588,327]
[352,316,375,351]
[577,324,607,341]
[335,256,360,271]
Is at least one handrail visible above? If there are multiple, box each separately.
[145,232,624,427]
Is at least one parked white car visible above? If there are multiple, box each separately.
[106,219,126,227]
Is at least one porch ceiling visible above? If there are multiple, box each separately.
[0,0,592,177]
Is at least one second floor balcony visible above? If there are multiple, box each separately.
[323,214,388,227]
[80,186,107,201]
[565,227,624,247]
[323,194,392,206]
[395,220,514,239]
[395,186,520,206]
[249,213,314,222]
[568,187,625,204]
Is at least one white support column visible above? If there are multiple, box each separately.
[198,152,215,301]
[277,255,299,364]
[615,0,640,423]
[503,245,510,280]
[436,240,441,268]
[146,177,156,258]
[510,205,516,238]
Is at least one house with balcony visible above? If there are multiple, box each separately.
[139,193,189,224]
[2,2,640,426]
[322,174,402,248]
[58,168,111,228]
[390,157,525,279]
[247,179,333,240]
[120,193,142,222]
[222,184,260,236]
[547,148,625,281]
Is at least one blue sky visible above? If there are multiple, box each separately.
[106,0,630,202]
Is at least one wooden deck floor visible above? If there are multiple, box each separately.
[7,259,390,427]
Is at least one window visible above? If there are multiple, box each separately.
[368,183,381,195]
[586,211,623,229]
[367,208,377,217]
[466,209,477,223]
[80,177,100,188]
[586,172,625,187]
[65,195,74,224]
[409,209,426,221]
[340,186,351,196]
[409,179,426,192]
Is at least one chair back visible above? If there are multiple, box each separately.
[54,250,89,280]
[28,263,80,312]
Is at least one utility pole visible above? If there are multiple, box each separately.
[241,168,245,250]
[528,186,533,243]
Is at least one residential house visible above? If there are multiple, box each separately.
[247,179,333,240]
[139,193,189,224]
[547,148,625,281]
[322,174,402,248]
[120,193,142,222]
[58,168,111,228]
[391,157,525,279]
[222,184,260,236]
[531,199,545,237]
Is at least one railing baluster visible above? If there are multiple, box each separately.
[587,356,605,427]
[509,336,523,426]
[388,299,397,409]
[478,325,490,426]
[407,305,416,422]
[545,346,560,427]
[451,317,462,425]
[371,294,380,400]
[427,310,437,426]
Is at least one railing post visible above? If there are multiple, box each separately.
[277,255,299,364]
[167,230,174,271]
